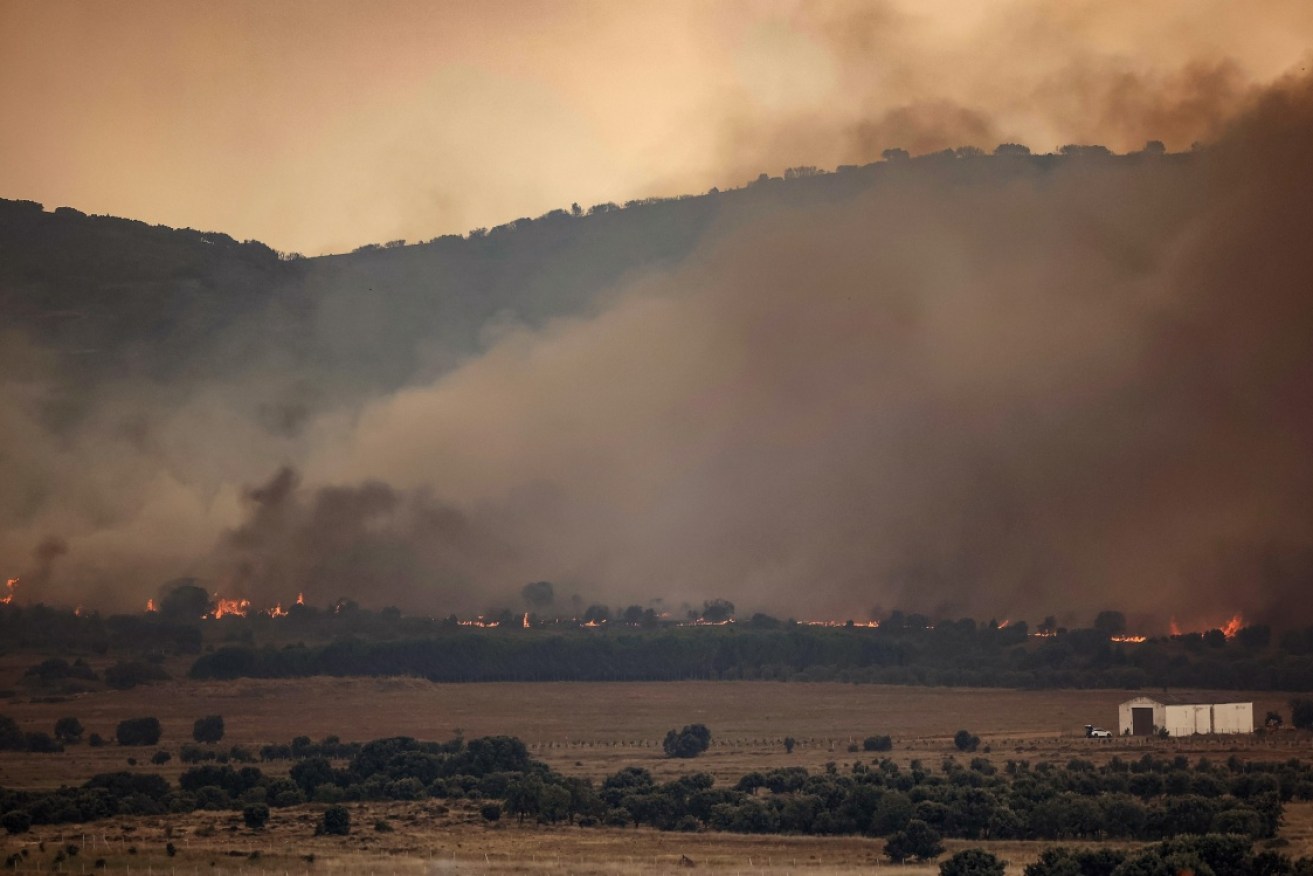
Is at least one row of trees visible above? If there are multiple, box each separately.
[0,713,224,752]
[185,620,1313,690]
[5,731,1297,855]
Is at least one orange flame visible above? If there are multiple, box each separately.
[1169,617,1181,636]
[210,597,251,619]
[997,619,1010,628]
[1169,614,1243,638]
[265,602,288,618]
[2,577,18,605]
[522,612,531,629]
[296,592,304,605]
[145,598,157,613]
[1111,634,1147,644]
[74,605,83,617]
[457,615,501,628]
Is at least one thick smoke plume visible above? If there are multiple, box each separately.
[3,72,1313,631]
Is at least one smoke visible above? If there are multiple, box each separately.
[3,68,1313,631]
[291,70,1313,628]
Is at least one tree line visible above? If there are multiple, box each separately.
[4,728,1307,865]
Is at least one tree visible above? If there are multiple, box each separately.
[1,810,32,835]
[1291,699,1313,730]
[784,737,796,753]
[940,848,1005,876]
[663,724,712,758]
[954,730,980,752]
[320,805,350,835]
[116,717,162,746]
[884,819,944,862]
[700,599,735,623]
[521,581,555,612]
[0,716,23,750]
[882,148,910,161]
[1093,611,1127,637]
[193,715,225,744]
[505,774,544,823]
[54,716,84,744]
[243,802,270,830]
[159,579,212,620]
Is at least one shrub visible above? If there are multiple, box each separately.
[193,715,224,744]
[480,803,502,822]
[0,716,23,750]
[663,724,712,758]
[25,731,63,753]
[1291,699,1313,730]
[884,819,944,863]
[116,717,162,746]
[242,803,270,830]
[2,810,32,834]
[104,661,169,690]
[940,849,1005,876]
[320,805,350,836]
[954,730,980,753]
[865,735,893,752]
[151,750,172,765]
[784,737,796,753]
[54,717,84,744]
[88,732,105,747]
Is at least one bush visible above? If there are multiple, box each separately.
[0,716,23,750]
[940,849,1005,876]
[151,750,172,765]
[54,717,84,744]
[1,810,32,835]
[864,735,893,752]
[663,724,712,759]
[104,661,169,690]
[320,805,350,836]
[884,819,944,863]
[242,803,270,830]
[88,732,105,747]
[1291,699,1313,730]
[784,737,796,753]
[480,803,502,822]
[116,717,162,746]
[24,731,63,753]
[954,730,980,752]
[193,715,224,744]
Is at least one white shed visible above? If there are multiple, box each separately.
[1119,696,1165,736]
[1212,702,1255,734]
[1164,703,1212,737]
[1118,696,1253,736]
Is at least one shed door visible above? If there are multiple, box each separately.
[1132,707,1154,736]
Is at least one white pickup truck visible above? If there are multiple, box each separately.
[1084,724,1112,738]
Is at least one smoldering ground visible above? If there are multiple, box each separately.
[4,72,1313,629]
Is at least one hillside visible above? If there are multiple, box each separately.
[2,119,1309,625]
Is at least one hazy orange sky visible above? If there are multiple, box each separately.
[2,0,1311,254]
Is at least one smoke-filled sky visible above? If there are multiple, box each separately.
[2,0,1311,254]
[3,1,1313,633]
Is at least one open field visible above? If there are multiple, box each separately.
[4,674,1313,872]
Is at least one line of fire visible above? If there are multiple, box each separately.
[0,574,1249,642]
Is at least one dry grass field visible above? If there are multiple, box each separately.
[3,667,1312,873]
